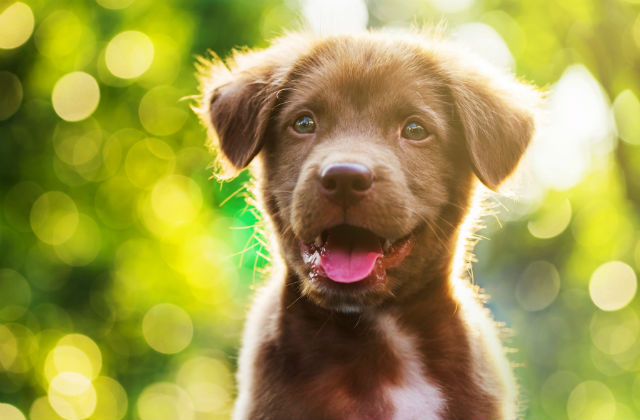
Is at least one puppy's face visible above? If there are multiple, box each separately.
[199,33,538,311]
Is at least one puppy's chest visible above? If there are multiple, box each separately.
[377,314,444,420]
[305,314,444,420]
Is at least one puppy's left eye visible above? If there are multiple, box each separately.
[293,115,316,134]
[401,121,429,141]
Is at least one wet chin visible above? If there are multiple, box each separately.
[301,276,393,312]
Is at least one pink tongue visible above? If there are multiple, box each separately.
[320,227,383,283]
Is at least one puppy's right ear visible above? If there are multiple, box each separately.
[197,36,312,177]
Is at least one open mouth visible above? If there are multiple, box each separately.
[298,224,414,285]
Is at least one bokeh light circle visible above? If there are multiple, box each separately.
[96,0,134,10]
[58,334,102,377]
[29,397,61,420]
[52,72,100,122]
[3,181,44,232]
[0,269,31,321]
[92,376,128,420]
[0,71,23,120]
[45,334,103,382]
[142,304,193,354]
[137,382,194,420]
[151,175,203,226]
[0,324,18,370]
[589,261,637,311]
[567,380,616,420]
[54,214,102,267]
[540,370,580,418]
[528,198,572,239]
[124,138,175,189]
[0,2,34,49]
[613,89,640,145]
[106,31,154,79]
[48,372,97,420]
[590,309,639,355]
[516,261,561,311]
[0,403,26,420]
[1,323,37,374]
[138,86,188,136]
[34,10,93,63]
[30,191,79,246]
[44,346,93,382]
[177,357,233,414]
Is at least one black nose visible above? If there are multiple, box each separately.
[319,162,373,205]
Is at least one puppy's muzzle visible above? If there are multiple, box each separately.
[319,162,373,207]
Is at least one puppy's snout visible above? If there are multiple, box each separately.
[319,162,373,205]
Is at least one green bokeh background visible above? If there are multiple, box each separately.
[1,0,640,419]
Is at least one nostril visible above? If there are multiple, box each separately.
[352,173,373,191]
[321,177,338,191]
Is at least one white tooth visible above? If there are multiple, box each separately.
[383,239,392,253]
[315,236,323,247]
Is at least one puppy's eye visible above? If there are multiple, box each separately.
[401,121,429,141]
[292,115,316,134]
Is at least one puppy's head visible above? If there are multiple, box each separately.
[198,31,540,311]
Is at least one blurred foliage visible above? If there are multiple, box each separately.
[0,0,639,419]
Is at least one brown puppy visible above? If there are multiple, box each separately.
[197,30,540,420]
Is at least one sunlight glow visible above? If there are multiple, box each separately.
[531,65,615,190]
[302,0,368,35]
[451,23,514,71]
[429,0,475,13]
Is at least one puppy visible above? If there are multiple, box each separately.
[197,30,540,420]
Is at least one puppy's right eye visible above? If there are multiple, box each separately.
[401,121,429,141]
[292,115,316,134]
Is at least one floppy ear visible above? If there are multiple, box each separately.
[206,73,275,170]
[196,35,312,176]
[447,56,541,190]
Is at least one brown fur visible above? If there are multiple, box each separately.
[196,30,540,420]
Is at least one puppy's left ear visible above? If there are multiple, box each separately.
[447,56,542,190]
[196,35,312,177]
